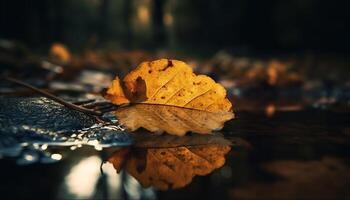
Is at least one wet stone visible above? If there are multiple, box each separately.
[0,97,133,157]
[0,96,97,135]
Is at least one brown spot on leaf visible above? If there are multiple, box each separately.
[160,59,174,71]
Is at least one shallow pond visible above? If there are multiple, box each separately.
[0,96,349,199]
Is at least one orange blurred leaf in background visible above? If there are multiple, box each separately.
[49,43,71,63]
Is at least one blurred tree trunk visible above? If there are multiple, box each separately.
[122,0,132,49]
[99,0,110,44]
[197,0,211,44]
[53,0,64,42]
[152,0,166,47]
[241,0,276,48]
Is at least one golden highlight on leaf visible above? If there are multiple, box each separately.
[105,77,130,105]
[105,59,233,113]
[108,144,231,190]
[115,104,234,136]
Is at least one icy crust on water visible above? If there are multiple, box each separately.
[0,97,133,163]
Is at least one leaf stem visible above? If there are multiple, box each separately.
[4,77,102,116]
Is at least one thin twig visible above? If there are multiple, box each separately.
[98,105,118,113]
[84,101,112,108]
[72,99,96,105]
[4,77,102,116]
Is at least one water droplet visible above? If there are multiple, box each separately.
[70,146,78,151]
[51,154,62,161]
[41,144,48,150]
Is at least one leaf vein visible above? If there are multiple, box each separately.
[149,71,181,100]
[182,88,213,107]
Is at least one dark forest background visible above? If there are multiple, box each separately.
[0,0,349,53]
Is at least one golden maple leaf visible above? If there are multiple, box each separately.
[105,59,233,113]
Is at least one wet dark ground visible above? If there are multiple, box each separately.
[0,96,349,199]
[1,46,350,199]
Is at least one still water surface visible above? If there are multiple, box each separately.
[0,97,349,199]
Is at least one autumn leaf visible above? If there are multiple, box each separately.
[115,104,234,135]
[108,144,231,190]
[105,59,233,113]
[105,59,234,135]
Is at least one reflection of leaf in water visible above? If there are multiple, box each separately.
[108,133,232,190]
[105,59,233,113]
[108,144,231,190]
[114,104,234,136]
